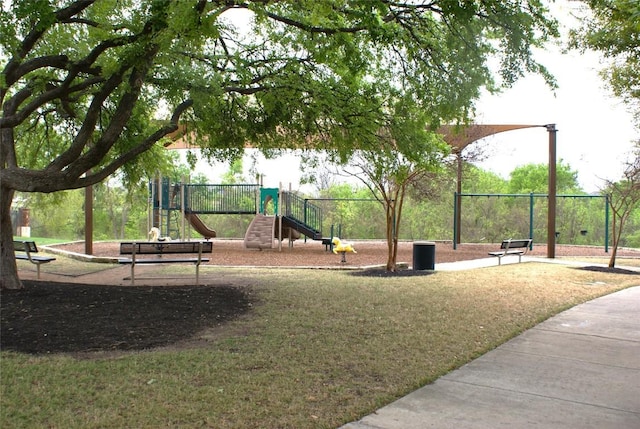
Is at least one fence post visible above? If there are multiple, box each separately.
[453,192,458,250]
[529,193,534,250]
[605,194,610,253]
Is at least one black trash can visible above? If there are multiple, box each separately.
[413,241,435,270]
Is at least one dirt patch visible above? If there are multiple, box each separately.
[350,268,437,277]
[577,266,640,275]
[1,281,253,355]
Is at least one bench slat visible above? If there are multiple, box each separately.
[119,241,213,285]
[13,240,39,253]
[120,241,213,255]
[118,258,210,264]
[499,239,531,250]
[15,254,56,262]
[489,239,532,265]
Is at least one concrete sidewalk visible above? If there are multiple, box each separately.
[341,286,640,429]
[435,255,640,271]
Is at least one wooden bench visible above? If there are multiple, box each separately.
[119,241,213,285]
[14,240,56,279]
[488,238,532,265]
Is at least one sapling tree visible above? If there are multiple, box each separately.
[322,98,451,271]
[605,141,640,268]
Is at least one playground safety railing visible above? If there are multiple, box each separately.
[182,184,259,214]
[281,191,323,238]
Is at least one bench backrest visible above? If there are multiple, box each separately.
[500,239,532,250]
[13,240,38,253]
[120,241,213,255]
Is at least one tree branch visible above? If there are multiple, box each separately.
[73,100,194,187]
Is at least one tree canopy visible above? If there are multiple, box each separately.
[508,161,581,194]
[2,0,559,192]
[569,0,640,124]
[1,0,558,288]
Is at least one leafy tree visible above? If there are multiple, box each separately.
[508,161,580,194]
[570,2,640,256]
[334,124,450,271]
[605,141,640,267]
[569,0,640,123]
[1,0,558,288]
[92,178,153,240]
[220,158,248,185]
[624,205,640,247]
[28,190,85,239]
[313,183,378,238]
[462,164,508,194]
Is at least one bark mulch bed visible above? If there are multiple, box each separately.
[1,281,252,356]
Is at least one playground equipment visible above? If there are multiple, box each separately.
[149,178,326,249]
[148,227,172,241]
[453,192,610,251]
[184,212,217,239]
[331,237,357,263]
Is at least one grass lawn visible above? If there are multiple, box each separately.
[2,263,639,428]
[12,236,72,246]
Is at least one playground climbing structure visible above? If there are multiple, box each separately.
[149,178,324,248]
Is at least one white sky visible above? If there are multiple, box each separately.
[471,1,638,193]
[184,2,639,194]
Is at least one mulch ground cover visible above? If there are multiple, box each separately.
[1,281,253,355]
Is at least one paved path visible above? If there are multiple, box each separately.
[341,286,640,429]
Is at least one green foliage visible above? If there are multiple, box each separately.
[2,0,560,195]
[27,191,85,239]
[602,142,640,265]
[315,184,383,238]
[20,158,635,248]
[18,153,203,241]
[220,159,248,184]
[24,184,149,241]
[624,208,640,247]
[570,0,640,124]
[1,0,562,286]
[508,161,581,194]
[462,164,508,194]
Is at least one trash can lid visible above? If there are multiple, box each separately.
[413,241,436,245]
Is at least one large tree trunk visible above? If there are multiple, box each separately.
[1,186,22,290]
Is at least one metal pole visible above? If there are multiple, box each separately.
[181,178,186,240]
[147,180,152,235]
[153,176,161,229]
[546,124,557,258]
[605,194,610,253]
[456,152,462,245]
[84,179,93,255]
[529,192,534,249]
[453,192,458,250]
[278,186,282,252]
